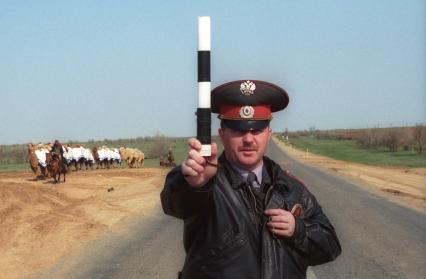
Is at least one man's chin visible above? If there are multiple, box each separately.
[237,156,260,169]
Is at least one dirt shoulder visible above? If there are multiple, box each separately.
[0,168,168,279]
[273,137,426,213]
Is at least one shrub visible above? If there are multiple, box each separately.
[356,128,383,149]
[382,129,402,152]
[146,134,172,159]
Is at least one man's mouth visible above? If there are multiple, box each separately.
[239,148,257,153]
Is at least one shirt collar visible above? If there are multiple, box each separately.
[230,161,263,186]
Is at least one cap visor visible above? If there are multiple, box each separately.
[222,120,270,131]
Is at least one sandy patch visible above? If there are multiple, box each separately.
[0,168,168,279]
[273,137,426,213]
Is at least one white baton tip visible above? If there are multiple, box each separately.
[198,16,211,51]
[199,144,212,157]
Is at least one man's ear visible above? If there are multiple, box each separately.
[218,128,224,141]
[267,127,272,140]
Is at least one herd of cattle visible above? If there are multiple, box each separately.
[27,142,145,182]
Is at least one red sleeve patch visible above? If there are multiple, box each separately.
[290,203,303,218]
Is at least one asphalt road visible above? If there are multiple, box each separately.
[33,141,426,279]
[267,141,426,279]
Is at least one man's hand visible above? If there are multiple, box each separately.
[264,209,296,238]
[181,138,218,189]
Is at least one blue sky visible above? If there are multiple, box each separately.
[0,0,425,144]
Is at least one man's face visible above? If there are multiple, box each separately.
[219,125,272,170]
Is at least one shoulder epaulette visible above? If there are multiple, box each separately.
[283,170,307,188]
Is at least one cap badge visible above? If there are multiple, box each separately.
[240,106,255,118]
[240,80,256,96]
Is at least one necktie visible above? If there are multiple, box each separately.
[247,172,257,188]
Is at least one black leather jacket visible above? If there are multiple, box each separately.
[161,154,341,279]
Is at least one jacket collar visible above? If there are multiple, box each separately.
[218,153,245,189]
[262,156,293,194]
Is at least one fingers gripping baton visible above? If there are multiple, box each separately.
[197,16,211,157]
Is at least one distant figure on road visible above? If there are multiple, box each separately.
[161,80,341,279]
[160,148,176,167]
[167,147,175,166]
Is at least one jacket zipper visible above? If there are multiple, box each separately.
[264,185,274,210]
[247,185,258,213]
[246,184,260,229]
[264,185,277,238]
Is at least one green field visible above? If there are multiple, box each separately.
[0,163,29,172]
[0,136,224,172]
[281,136,426,168]
[0,159,171,171]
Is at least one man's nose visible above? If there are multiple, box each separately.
[242,131,254,143]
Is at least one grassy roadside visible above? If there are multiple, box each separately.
[279,136,426,168]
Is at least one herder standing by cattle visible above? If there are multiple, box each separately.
[161,80,341,279]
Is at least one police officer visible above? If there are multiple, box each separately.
[161,80,341,279]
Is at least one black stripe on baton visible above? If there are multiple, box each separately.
[198,51,210,82]
[197,108,211,145]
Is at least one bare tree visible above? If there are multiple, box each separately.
[382,129,402,152]
[412,124,426,154]
[309,126,316,135]
[357,127,383,149]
